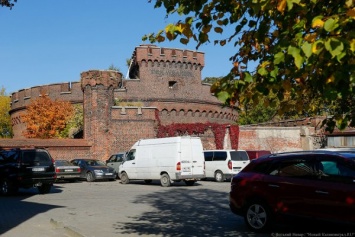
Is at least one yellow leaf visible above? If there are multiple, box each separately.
[326,75,335,84]
[312,18,324,28]
[277,0,287,13]
[350,39,355,52]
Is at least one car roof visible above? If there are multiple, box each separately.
[258,150,355,161]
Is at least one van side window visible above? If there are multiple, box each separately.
[204,152,213,161]
[213,151,227,161]
[126,149,136,161]
[230,151,249,161]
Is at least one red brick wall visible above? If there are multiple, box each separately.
[0,139,91,160]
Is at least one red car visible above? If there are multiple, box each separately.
[229,150,355,232]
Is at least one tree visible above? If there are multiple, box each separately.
[1,0,17,8]
[59,104,83,138]
[145,0,355,132]
[108,64,120,72]
[0,87,13,138]
[202,76,222,84]
[22,94,74,138]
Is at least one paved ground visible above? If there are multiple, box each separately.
[0,180,261,237]
[0,180,353,237]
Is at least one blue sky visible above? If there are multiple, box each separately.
[0,1,238,94]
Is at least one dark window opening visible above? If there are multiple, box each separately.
[169,81,177,89]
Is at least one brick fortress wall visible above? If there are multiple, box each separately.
[7,45,238,160]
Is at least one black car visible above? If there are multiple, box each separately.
[0,148,56,195]
[71,158,116,182]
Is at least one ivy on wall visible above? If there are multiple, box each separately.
[154,110,239,149]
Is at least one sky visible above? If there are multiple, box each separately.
[0,1,238,94]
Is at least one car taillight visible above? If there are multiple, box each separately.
[78,168,81,172]
[228,160,232,169]
[176,162,181,171]
[55,168,60,172]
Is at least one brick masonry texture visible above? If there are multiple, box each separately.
[5,45,240,160]
[3,45,308,161]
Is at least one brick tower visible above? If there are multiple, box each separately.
[81,70,122,159]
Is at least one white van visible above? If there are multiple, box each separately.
[203,150,250,182]
[118,136,205,187]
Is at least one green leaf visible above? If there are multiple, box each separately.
[216,91,230,103]
[301,42,312,58]
[288,46,304,69]
[258,67,268,76]
[324,18,339,32]
[325,38,344,58]
[244,72,253,83]
[274,52,285,64]
[270,67,279,78]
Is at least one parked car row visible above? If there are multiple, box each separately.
[0,148,118,196]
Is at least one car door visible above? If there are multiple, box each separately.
[312,155,355,224]
[262,155,319,218]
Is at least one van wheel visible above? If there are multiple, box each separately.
[38,184,52,194]
[144,180,152,184]
[86,172,95,182]
[160,174,171,187]
[1,180,17,195]
[244,200,272,232]
[214,171,224,182]
[120,172,130,184]
[184,180,195,186]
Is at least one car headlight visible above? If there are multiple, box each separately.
[94,170,104,174]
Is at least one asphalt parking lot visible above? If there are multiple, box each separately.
[0,180,259,237]
[0,180,353,237]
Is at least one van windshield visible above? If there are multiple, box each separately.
[230,151,249,161]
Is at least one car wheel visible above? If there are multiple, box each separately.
[144,179,152,184]
[1,180,17,196]
[86,172,95,182]
[184,180,195,186]
[244,201,272,232]
[38,184,52,194]
[160,173,171,187]
[214,171,224,182]
[120,172,130,184]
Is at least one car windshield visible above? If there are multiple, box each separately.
[230,151,249,161]
[85,160,105,166]
[55,160,72,166]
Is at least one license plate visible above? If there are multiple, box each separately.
[32,167,45,171]
[105,173,113,175]
[65,169,73,172]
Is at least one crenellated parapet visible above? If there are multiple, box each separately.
[10,81,83,110]
[133,44,204,67]
[81,70,123,90]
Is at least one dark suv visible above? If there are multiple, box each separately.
[229,150,355,232]
[0,148,56,195]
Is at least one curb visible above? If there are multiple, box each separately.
[50,218,85,237]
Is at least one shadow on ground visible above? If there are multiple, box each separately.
[113,185,261,237]
[113,181,354,236]
[0,185,64,235]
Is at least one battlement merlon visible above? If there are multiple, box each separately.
[81,70,123,90]
[132,45,205,66]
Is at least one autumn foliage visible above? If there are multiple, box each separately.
[22,94,73,138]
